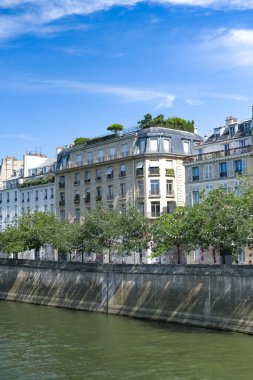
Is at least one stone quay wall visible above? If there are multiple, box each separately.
[0,259,253,334]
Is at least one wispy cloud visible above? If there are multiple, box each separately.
[185,98,203,106]
[25,78,175,108]
[201,28,253,67]
[1,1,253,42]
[0,133,35,140]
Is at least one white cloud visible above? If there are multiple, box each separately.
[185,98,203,106]
[27,78,175,107]
[202,28,253,67]
[1,1,253,41]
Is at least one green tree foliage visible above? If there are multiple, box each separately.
[153,188,252,263]
[120,205,151,263]
[107,124,124,136]
[74,137,90,145]
[0,226,25,256]
[137,114,195,133]
[80,207,122,262]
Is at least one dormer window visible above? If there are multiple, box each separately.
[244,122,251,135]
[229,125,235,137]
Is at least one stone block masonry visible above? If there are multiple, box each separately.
[1,259,253,334]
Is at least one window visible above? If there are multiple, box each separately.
[120,183,126,198]
[76,154,83,166]
[44,189,47,200]
[50,204,54,213]
[192,166,199,181]
[139,139,146,153]
[110,147,116,159]
[137,180,144,197]
[14,191,17,201]
[229,125,235,137]
[84,171,90,183]
[59,175,65,188]
[119,164,126,177]
[59,192,65,206]
[244,122,251,135]
[6,192,9,202]
[74,190,80,204]
[219,162,227,178]
[239,140,247,153]
[35,190,39,201]
[107,185,114,200]
[95,168,102,181]
[85,188,91,203]
[205,165,212,180]
[98,149,104,162]
[138,202,144,215]
[106,166,114,179]
[60,210,65,221]
[0,194,2,203]
[149,161,160,175]
[166,180,174,196]
[22,193,24,203]
[14,205,18,217]
[27,207,30,215]
[183,141,190,153]
[166,160,173,169]
[35,206,39,212]
[150,138,158,152]
[136,161,144,176]
[151,202,160,217]
[27,192,30,202]
[50,188,54,199]
[88,151,93,164]
[150,180,160,196]
[74,173,80,185]
[6,206,10,218]
[75,209,80,222]
[96,186,102,201]
[163,139,170,152]
[235,160,243,174]
[44,205,48,212]
[121,144,128,157]
[167,201,176,214]
[192,191,200,205]
[224,144,230,156]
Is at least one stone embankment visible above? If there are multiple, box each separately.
[0,259,253,334]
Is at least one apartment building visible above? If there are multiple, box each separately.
[0,153,57,259]
[55,126,202,222]
[184,114,253,206]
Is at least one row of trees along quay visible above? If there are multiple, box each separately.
[1,179,253,264]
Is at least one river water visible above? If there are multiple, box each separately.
[0,301,252,380]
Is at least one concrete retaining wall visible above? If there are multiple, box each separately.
[1,259,253,334]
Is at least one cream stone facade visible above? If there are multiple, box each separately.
[55,127,202,222]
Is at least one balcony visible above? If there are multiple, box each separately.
[96,195,102,201]
[59,182,65,188]
[149,190,161,197]
[136,190,144,198]
[220,172,227,178]
[184,145,252,163]
[166,191,175,198]
[84,178,90,183]
[74,180,80,186]
[192,175,199,181]
[59,199,65,206]
[74,195,80,204]
[119,193,127,200]
[119,171,126,177]
[136,168,144,177]
[107,173,114,180]
[166,168,175,177]
[84,195,91,203]
[149,167,160,176]
[95,176,102,182]
[107,194,114,201]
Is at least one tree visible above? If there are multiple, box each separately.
[137,113,153,129]
[80,207,122,262]
[0,226,26,258]
[74,137,90,145]
[107,124,124,136]
[120,205,151,264]
[137,114,195,132]
[153,207,190,264]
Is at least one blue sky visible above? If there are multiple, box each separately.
[1,0,253,159]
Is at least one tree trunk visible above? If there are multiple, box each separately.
[177,245,180,264]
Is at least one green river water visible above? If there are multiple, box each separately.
[0,301,252,380]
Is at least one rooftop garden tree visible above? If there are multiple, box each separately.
[107,123,124,136]
[74,137,90,145]
[137,114,195,133]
